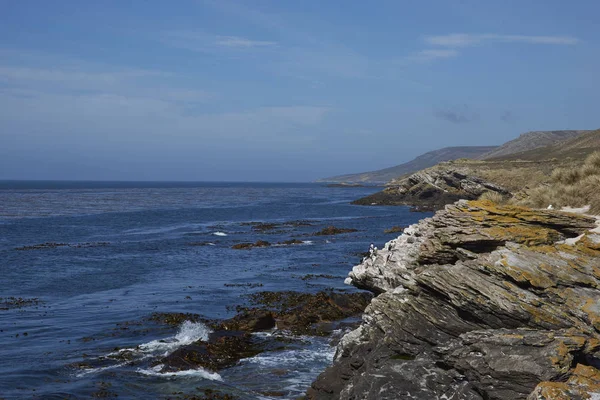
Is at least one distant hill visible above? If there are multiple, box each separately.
[357,128,600,210]
[491,129,600,161]
[317,146,498,184]
[479,130,591,160]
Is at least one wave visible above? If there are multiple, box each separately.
[75,362,128,377]
[137,364,222,381]
[110,321,211,357]
[212,232,228,236]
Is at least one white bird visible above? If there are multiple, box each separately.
[547,204,554,210]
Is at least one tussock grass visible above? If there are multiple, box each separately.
[478,191,507,204]
[519,151,600,214]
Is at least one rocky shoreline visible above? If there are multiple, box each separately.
[306,200,600,399]
[352,168,511,210]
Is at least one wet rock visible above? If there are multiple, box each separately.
[307,200,600,399]
[169,388,238,399]
[147,312,206,326]
[219,309,276,332]
[300,274,340,281]
[277,239,304,245]
[231,240,271,250]
[15,242,69,250]
[14,242,109,250]
[245,290,372,335]
[223,282,263,288]
[158,330,261,372]
[155,290,371,375]
[313,226,358,236]
[248,222,278,232]
[0,297,44,310]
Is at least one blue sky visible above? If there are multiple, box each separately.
[1,0,598,181]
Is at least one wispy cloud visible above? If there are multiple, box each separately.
[406,33,579,65]
[0,49,330,151]
[0,53,187,109]
[0,66,163,86]
[434,105,478,124]
[425,33,579,47]
[162,31,277,53]
[214,35,276,48]
[407,49,459,63]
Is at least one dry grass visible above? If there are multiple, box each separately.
[478,191,507,204]
[518,151,600,214]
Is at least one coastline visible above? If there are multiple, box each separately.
[306,200,600,399]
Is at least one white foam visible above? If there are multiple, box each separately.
[137,365,222,381]
[75,362,127,377]
[302,240,313,245]
[110,321,211,357]
[213,231,228,236]
[243,348,335,368]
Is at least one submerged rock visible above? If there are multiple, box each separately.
[231,240,271,249]
[277,239,304,245]
[313,226,358,236]
[307,200,600,399]
[243,290,373,335]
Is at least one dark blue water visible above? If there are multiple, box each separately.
[0,182,430,399]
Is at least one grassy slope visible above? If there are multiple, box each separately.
[489,129,600,161]
[478,130,591,160]
[316,146,497,183]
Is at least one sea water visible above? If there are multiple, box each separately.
[0,182,430,399]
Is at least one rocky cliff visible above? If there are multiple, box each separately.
[307,200,600,399]
[352,168,511,210]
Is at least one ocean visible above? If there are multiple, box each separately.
[0,182,431,399]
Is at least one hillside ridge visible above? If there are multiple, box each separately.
[317,146,497,184]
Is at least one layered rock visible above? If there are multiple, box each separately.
[307,200,600,399]
[352,169,510,210]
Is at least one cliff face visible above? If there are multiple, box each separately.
[307,200,600,400]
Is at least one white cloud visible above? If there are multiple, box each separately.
[0,60,211,104]
[408,49,459,62]
[0,66,164,87]
[162,31,277,53]
[425,33,579,47]
[214,35,276,48]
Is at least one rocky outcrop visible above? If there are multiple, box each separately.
[352,169,510,210]
[156,291,372,374]
[307,200,600,399]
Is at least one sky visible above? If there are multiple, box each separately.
[1,0,599,181]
